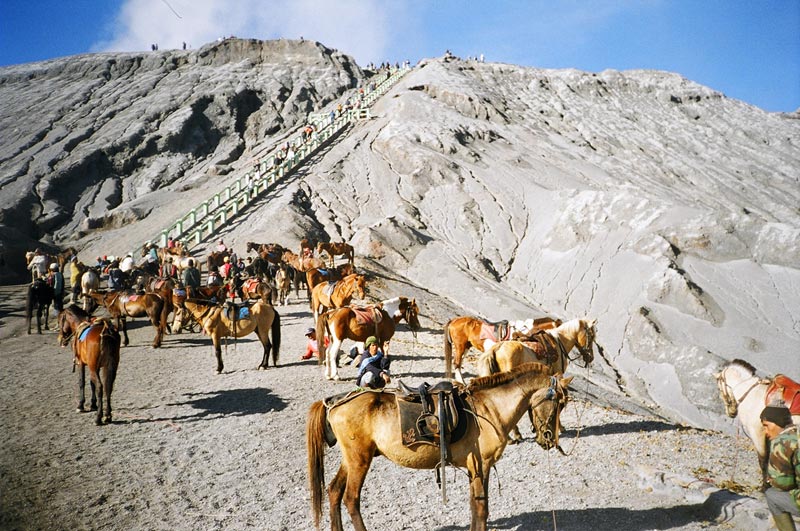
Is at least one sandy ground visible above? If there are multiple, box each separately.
[0,283,771,531]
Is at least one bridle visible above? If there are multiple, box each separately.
[531,376,569,453]
[716,369,762,417]
[575,322,595,367]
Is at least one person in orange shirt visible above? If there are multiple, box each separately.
[301,327,329,360]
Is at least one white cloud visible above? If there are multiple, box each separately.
[93,0,403,65]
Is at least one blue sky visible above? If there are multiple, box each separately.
[1,0,798,112]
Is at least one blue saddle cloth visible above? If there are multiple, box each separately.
[78,325,93,342]
[225,306,251,321]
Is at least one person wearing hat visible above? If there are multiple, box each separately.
[221,255,233,281]
[216,240,227,253]
[46,263,65,314]
[355,336,391,389]
[301,327,329,361]
[761,404,799,530]
[68,255,82,302]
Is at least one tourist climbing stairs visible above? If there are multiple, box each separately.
[143,65,410,254]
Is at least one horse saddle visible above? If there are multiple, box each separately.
[521,331,560,363]
[350,305,382,325]
[224,302,253,322]
[323,281,338,297]
[172,288,186,302]
[766,375,800,415]
[395,380,470,448]
[242,278,260,293]
[152,279,170,290]
[479,320,511,343]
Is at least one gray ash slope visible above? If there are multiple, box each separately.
[1,40,799,429]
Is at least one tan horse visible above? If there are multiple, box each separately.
[316,299,420,380]
[306,264,357,304]
[307,362,572,531]
[57,305,121,425]
[86,290,168,348]
[275,264,291,306]
[477,318,597,442]
[310,274,366,323]
[182,299,281,373]
[444,316,561,384]
[315,241,354,268]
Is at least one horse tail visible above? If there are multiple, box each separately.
[271,310,281,366]
[316,311,328,366]
[443,319,454,379]
[307,400,329,530]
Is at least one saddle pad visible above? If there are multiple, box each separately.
[172,288,186,297]
[351,306,381,325]
[479,322,510,343]
[224,306,251,321]
[78,323,93,342]
[121,294,139,303]
[153,279,168,290]
[323,281,337,297]
[767,374,800,415]
[243,279,260,292]
[318,268,331,278]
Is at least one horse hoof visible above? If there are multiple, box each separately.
[76,407,84,413]
[333,375,341,381]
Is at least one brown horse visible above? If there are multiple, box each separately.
[310,274,366,322]
[206,250,230,271]
[307,362,572,531]
[241,277,273,304]
[247,242,286,265]
[306,264,357,299]
[182,299,281,373]
[300,238,316,256]
[316,300,420,380]
[315,241,354,268]
[86,290,168,348]
[444,316,560,384]
[477,318,597,442]
[57,305,121,425]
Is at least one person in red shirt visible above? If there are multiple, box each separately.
[301,327,329,360]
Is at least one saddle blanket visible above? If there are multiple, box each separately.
[121,294,139,303]
[767,374,800,415]
[479,321,510,343]
[78,324,93,342]
[350,305,382,325]
[172,288,186,297]
[243,279,260,293]
[224,306,251,321]
[323,281,337,297]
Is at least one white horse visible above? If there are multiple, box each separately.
[80,269,101,311]
[715,359,800,481]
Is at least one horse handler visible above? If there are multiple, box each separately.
[761,404,800,531]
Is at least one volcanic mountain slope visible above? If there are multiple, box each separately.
[1,40,798,428]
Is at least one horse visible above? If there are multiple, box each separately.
[56,246,78,270]
[26,278,54,334]
[444,315,563,384]
[316,300,420,380]
[241,277,274,305]
[206,250,230,271]
[182,299,281,373]
[275,264,291,306]
[56,305,121,425]
[307,362,573,531]
[715,359,800,484]
[157,246,188,263]
[315,241,354,268]
[86,290,168,348]
[80,268,101,311]
[476,318,597,442]
[306,264,358,301]
[310,274,366,323]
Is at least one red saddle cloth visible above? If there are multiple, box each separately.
[766,374,800,415]
[479,322,511,343]
[350,305,381,325]
[243,278,260,293]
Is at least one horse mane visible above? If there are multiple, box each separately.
[65,304,91,320]
[466,361,552,392]
[728,358,757,376]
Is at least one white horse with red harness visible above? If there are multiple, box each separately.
[715,358,800,482]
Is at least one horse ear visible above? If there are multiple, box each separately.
[559,376,574,387]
